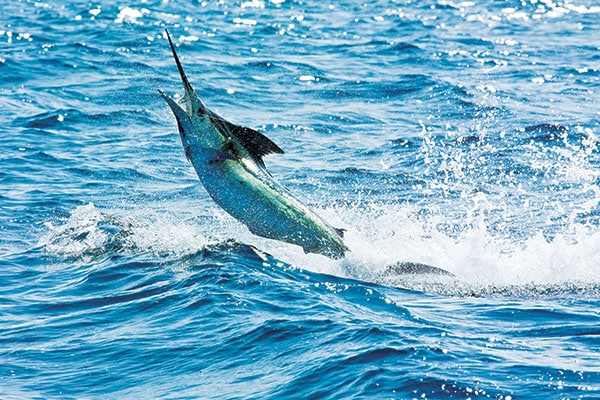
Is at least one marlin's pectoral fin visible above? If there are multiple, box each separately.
[334,228,346,238]
[220,138,236,154]
[202,148,237,163]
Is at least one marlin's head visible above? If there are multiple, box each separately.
[158,89,198,155]
[164,29,208,119]
[159,89,235,168]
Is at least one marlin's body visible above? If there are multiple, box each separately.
[160,31,348,259]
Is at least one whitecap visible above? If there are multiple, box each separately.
[114,6,150,25]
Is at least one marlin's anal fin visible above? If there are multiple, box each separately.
[334,227,346,238]
[184,146,192,162]
[220,138,236,154]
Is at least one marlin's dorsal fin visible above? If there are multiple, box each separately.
[209,114,284,167]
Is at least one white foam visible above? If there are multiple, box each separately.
[39,203,217,260]
[209,190,600,288]
[41,203,111,258]
[243,193,600,294]
[41,188,600,295]
[114,6,150,25]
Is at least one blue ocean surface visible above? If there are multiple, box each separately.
[1,0,600,398]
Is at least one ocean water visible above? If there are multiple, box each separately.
[1,0,600,398]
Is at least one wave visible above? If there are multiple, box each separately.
[40,200,600,298]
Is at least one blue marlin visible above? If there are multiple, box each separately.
[159,30,348,259]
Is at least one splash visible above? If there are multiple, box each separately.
[40,148,600,297]
[40,187,600,295]
[39,203,216,260]
[207,190,600,296]
[334,202,600,294]
[259,121,600,295]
